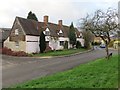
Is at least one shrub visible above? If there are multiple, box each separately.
[12,51,28,56]
[93,42,101,45]
[108,40,115,47]
[76,41,81,49]
[2,47,12,55]
[64,41,68,49]
[2,47,28,57]
[39,31,46,53]
[44,46,52,52]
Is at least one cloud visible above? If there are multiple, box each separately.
[0,0,119,28]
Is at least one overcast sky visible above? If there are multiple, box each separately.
[0,0,119,28]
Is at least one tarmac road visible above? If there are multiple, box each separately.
[2,49,118,88]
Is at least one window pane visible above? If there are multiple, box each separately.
[45,31,50,35]
[15,29,19,35]
[15,41,19,48]
[60,41,64,46]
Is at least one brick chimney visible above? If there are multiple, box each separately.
[44,15,48,24]
[58,20,62,27]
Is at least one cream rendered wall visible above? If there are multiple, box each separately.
[4,37,26,52]
[26,35,40,53]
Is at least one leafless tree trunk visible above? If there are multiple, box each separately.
[106,44,109,59]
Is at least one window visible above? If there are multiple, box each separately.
[59,33,63,37]
[45,28,50,36]
[15,41,19,48]
[15,29,19,35]
[58,30,63,37]
[60,41,64,46]
[45,31,50,35]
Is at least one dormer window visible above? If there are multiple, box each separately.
[15,29,19,35]
[45,31,50,35]
[45,28,50,36]
[58,30,63,36]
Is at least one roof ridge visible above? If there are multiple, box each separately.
[14,16,80,37]
[16,16,43,23]
[16,16,77,29]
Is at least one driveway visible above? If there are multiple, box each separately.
[2,49,118,88]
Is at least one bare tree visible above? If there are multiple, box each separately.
[80,8,118,59]
[82,30,94,49]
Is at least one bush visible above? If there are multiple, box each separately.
[44,46,52,52]
[2,47,28,57]
[39,31,46,53]
[76,41,81,49]
[64,41,68,49]
[108,40,115,47]
[12,51,28,56]
[2,47,12,55]
[92,42,101,45]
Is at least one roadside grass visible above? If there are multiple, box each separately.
[33,48,86,57]
[13,55,118,88]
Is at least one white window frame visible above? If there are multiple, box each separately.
[60,41,64,46]
[45,28,50,36]
[15,29,19,35]
[15,41,19,48]
[45,31,50,35]
[58,30,63,36]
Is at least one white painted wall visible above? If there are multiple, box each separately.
[26,35,40,53]
[4,35,84,54]
[59,37,69,41]
[49,39,59,50]
[58,37,71,49]
[45,36,51,41]
[77,38,84,47]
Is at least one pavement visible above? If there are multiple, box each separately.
[2,49,118,88]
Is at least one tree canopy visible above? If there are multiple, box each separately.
[39,31,46,53]
[68,22,76,48]
[80,8,118,59]
[82,30,94,49]
[27,11,38,21]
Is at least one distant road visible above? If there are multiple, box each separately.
[2,49,118,88]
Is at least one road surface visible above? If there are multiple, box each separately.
[2,49,117,88]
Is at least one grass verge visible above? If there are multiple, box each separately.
[13,55,118,88]
[33,48,86,57]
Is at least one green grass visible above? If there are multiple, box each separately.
[33,48,86,57]
[14,55,118,88]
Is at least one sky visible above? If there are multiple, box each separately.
[0,0,119,28]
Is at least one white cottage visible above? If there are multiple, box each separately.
[4,16,84,53]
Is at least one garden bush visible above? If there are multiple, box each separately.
[64,41,68,49]
[92,42,101,45]
[108,40,115,47]
[2,47,28,57]
[44,46,52,52]
[2,47,12,55]
[76,41,81,49]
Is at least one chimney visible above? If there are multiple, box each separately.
[44,15,48,24]
[58,20,62,27]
